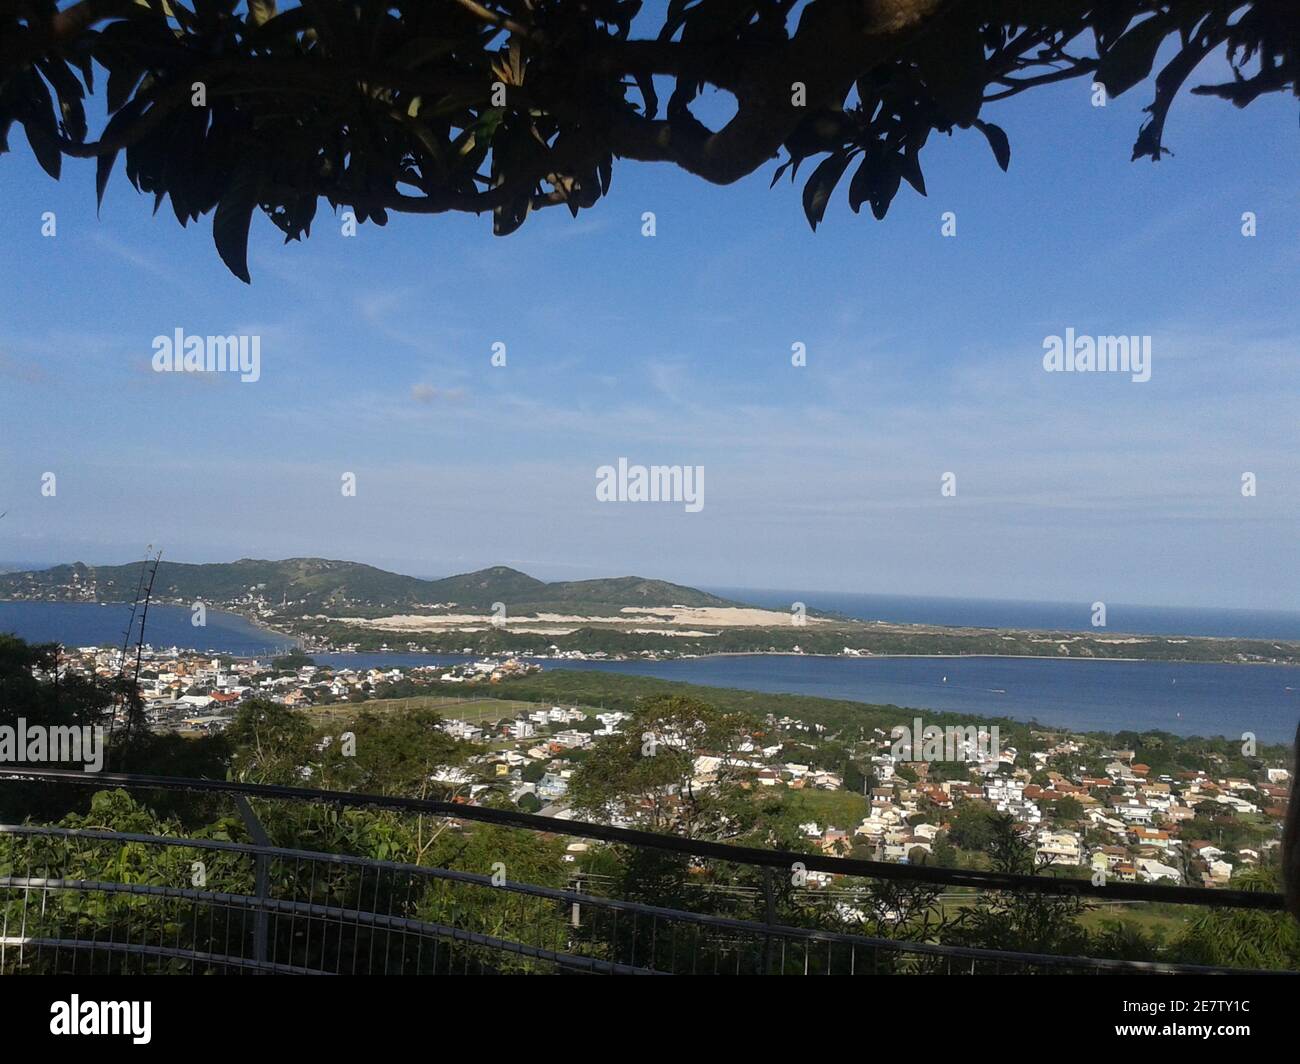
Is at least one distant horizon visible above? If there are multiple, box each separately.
[4,68,1297,617]
[4,553,1300,621]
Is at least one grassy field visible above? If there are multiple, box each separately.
[307,694,548,725]
[1077,902,1190,936]
[779,787,871,828]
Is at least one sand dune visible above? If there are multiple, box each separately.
[334,604,823,634]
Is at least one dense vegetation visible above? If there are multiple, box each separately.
[2,634,1297,973]
[293,611,1300,665]
[0,558,738,610]
[3,2,1295,280]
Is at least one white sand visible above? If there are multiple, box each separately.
[333,604,823,634]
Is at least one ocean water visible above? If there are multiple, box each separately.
[527,655,1300,744]
[707,587,1300,641]
[0,602,296,656]
[310,651,1300,744]
[3,602,1297,742]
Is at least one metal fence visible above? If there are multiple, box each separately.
[0,770,1294,976]
[7,823,1282,976]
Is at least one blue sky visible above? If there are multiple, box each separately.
[1,39,1297,610]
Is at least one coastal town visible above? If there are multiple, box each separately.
[7,558,1300,667]
[44,643,1293,893]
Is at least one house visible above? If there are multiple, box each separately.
[983,778,1024,810]
[538,771,571,801]
[693,755,723,786]
[1129,827,1178,852]
[1189,841,1224,862]
[820,828,850,855]
[1095,846,1127,869]
[1035,831,1082,866]
[1208,859,1234,882]
[883,842,914,861]
[443,719,483,742]
[1111,799,1155,825]
[1135,858,1181,884]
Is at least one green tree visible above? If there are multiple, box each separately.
[224,699,315,785]
[0,635,119,820]
[931,832,958,868]
[567,695,757,839]
[947,801,997,852]
[1175,866,1300,970]
[315,709,468,798]
[5,2,1293,281]
[947,814,1090,957]
[1052,796,1084,823]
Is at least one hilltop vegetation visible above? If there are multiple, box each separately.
[0,558,739,612]
[5,558,1300,667]
[2,635,1295,974]
[292,612,1300,666]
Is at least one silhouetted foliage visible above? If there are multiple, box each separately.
[3,1,1295,279]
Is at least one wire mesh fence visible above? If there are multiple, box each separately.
[2,823,1281,975]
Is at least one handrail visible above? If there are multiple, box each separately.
[3,824,1292,976]
[0,766,1285,910]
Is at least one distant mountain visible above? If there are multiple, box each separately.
[422,565,549,605]
[0,558,741,612]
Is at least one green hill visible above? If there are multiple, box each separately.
[0,558,741,612]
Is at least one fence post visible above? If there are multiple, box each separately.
[761,867,777,975]
[234,795,271,972]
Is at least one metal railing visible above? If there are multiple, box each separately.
[0,768,1293,975]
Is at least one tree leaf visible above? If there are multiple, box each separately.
[96,97,148,210]
[849,152,902,220]
[106,61,145,114]
[1097,15,1172,99]
[801,150,853,231]
[973,119,1010,171]
[899,145,926,196]
[213,164,261,283]
[24,119,61,179]
[20,70,62,179]
[38,58,87,144]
